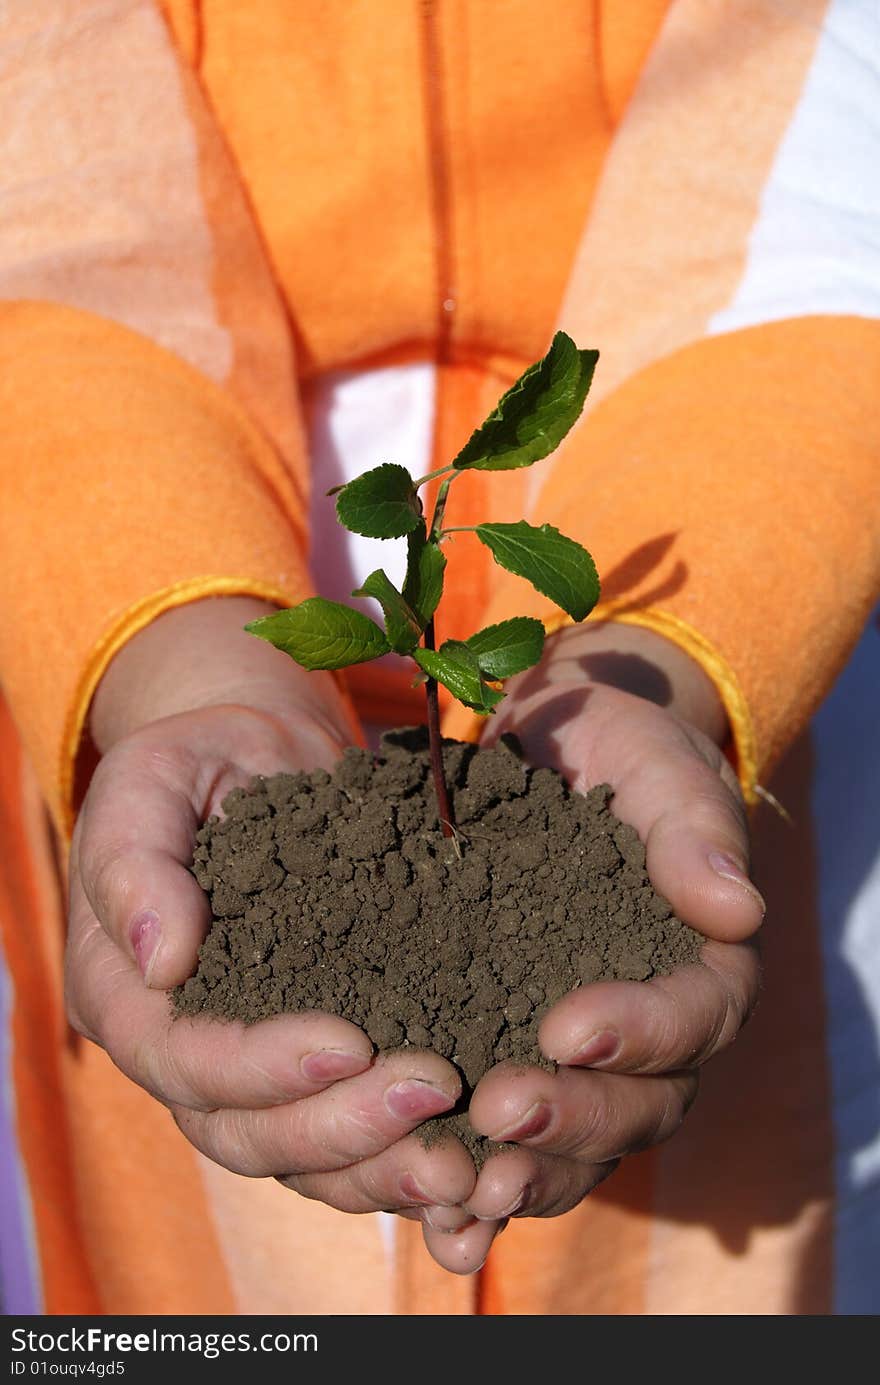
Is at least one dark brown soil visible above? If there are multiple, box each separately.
[174,729,701,1166]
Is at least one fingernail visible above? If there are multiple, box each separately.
[421,1206,477,1232]
[708,852,766,915]
[492,1101,553,1143]
[384,1080,456,1121]
[568,1029,621,1067]
[478,1185,530,1221]
[129,909,161,982]
[399,1173,436,1205]
[300,1049,371,1082]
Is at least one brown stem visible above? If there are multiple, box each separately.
[423,615,454,838]
[419,471,458,839]
[429,476,453,542]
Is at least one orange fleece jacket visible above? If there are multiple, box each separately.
[0,0,879,1316]
[1,0,878,843]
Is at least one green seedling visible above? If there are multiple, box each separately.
[246,331,601,840]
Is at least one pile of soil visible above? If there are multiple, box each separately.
[174,729,701,1164]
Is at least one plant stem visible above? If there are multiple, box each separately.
[423,473,457,840]
[412,462,457,489]
[422,615,455,839]
[428,476,454,542]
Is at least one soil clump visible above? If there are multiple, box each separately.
[174,729,701,1165]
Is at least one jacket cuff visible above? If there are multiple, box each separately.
[62,577,305,839]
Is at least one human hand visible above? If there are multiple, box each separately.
[67,598,476,1219]
[415,621,763,1273]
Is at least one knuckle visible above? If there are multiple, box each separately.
[267,1092,365,1174]
[171,1104,198,1141]
[535,1177,585,1220]
[645,980,699,1067]
[64,992,97,1044]
[123,1028,169,1102]
[688,790,742,838]
[696,1000,729,1063]
[62,955,94,1042]
[114,1014,192,1110]
[275,1172,323,1202]
[721,982,752,1046]
[592,1158,621,1191]
[718,756,747,811]
[87,842,133,927]
[355,1161,389,1206]
[283,1093,330,1165]
[651,968,739,1068]
[199,1107,268,1177]
[172,1105,223,1166]
[705,948,763,1055]
[646,1074,699,1149]
[140,1025,221,1113]
[569,1089,616,1157]
[678,729,749,824]
[71,947,131,1056]
[680,1071,701,1115]
[174,1106,250,1176]
[324,1100,390,1161]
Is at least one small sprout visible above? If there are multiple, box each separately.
[246,331,601,840]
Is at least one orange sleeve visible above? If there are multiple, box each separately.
[444,317,880,804]
[0,1,313,838]
[0,304,314,839]
[444,0,880,806]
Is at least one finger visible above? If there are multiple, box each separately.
[469,1061,698,1164]
[539,938,761,1074]
[278,1132,476,1214]
[498,687,765,943]
[421,1218,503,1276]
[67,904,374,1108]
[73,746,211,988]
[464,1145,614,1222]
[596,705,765,942]
[172,1050,461,1176]
[416,1206,479,1234]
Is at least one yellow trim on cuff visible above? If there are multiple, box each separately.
[544,603,760,806]
[59,576,300,840]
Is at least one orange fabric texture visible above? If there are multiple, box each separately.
[0,699,100,1313]
[190,0,621,378]
[0,303,313,838]
[554,0,830,420]
[0,0,872,1316]
[444,316,880,797]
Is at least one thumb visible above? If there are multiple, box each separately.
[589,698,765,943]
[73,734,214,990]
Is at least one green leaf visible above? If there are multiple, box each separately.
[466,617,545,678]
[413,641,505,714]
[452,331,598,473]
[352,569,421,655]
[335,463,423,538]
[401,522,446,627]
[245,599,390,670]
[475,521,600,622]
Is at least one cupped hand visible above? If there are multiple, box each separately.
[66,599,477,1219]
[417,621,764,1273]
